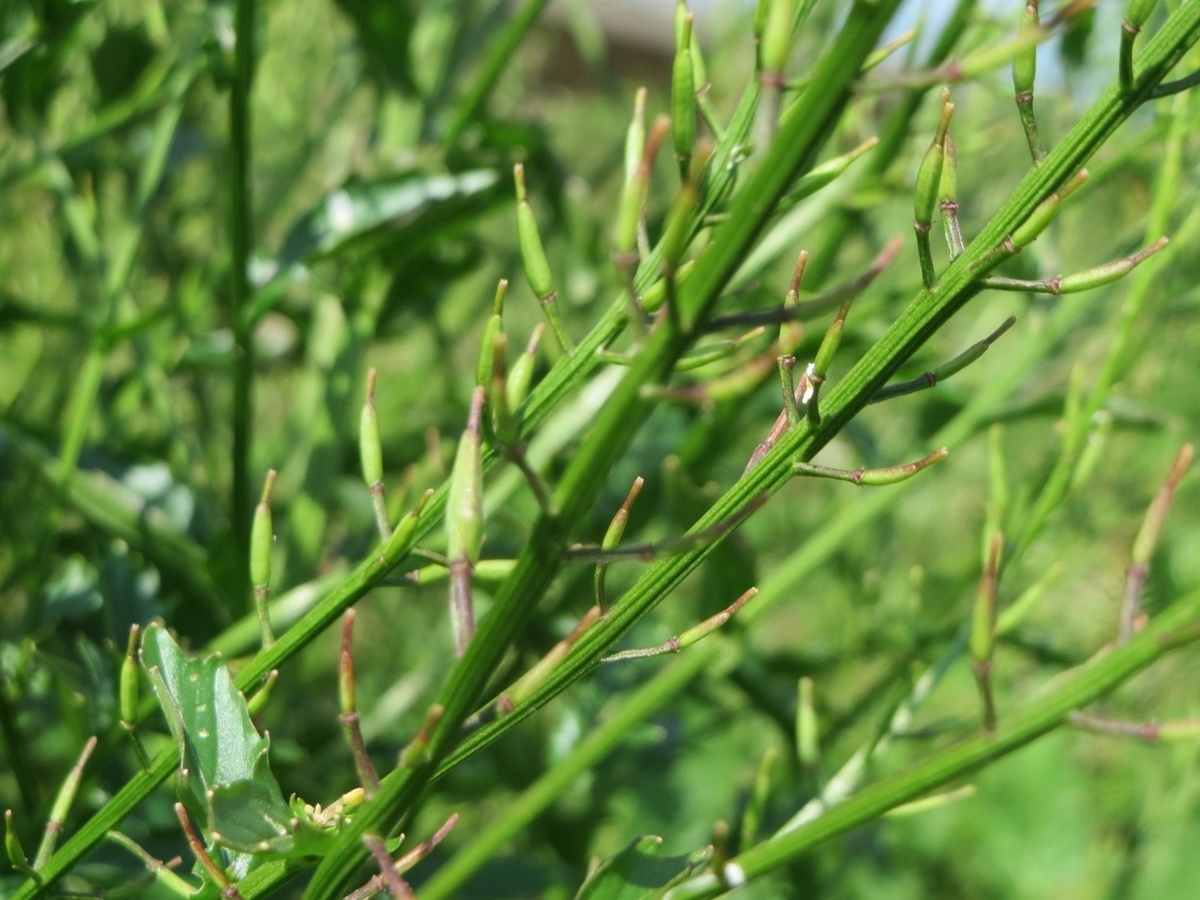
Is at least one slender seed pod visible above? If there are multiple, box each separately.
[996,563,1062,636]
[595,476,644,610]
[36,736,97,869]
[245,670,278,717]
[447,388,485,655]
[624,87,647,183]
[740,747,777,849]
[794,447,948,486]
[381,488,434,564]
[360,370,384,489]
[474,280,507,388]
[1122,0,1158,88]
[119,624,140,730]
[509,607,601,706]
[812,299,850,380]
[939,132,964,258]
[615,92,648,264]
[970,534,1002,731]
[1010,170,1087,249]
[642,257,696,313]
[1013,0,1045,163]
[250,470,276,648]
[914,90,954,286]
[507,324,543,410]
[1057,237,1169,292]
[1131,443,1193,567]
[490,333,519,448]
[6,810,30,874]
[661,141,713,275]
[797,677,819,769]
[515,165,573,352]
[672,11,697,174]
[447,389,485,566]
[761,0,800,76]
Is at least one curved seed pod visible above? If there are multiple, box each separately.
[446,389,485,567]
[1057,237,1169,292]
[672,11,697,171]
[914,90,954,227]
[1010,170,1087,249]
[794,447,948,486]
[507,324,543,410]
[489,333,519,448]
[119,624,140,728]
[6,810,30,874]
[360,370,384,490]
[381,488,434,564]
[761,0,800,75]
[474,280,507,388]
[939,132,964,258]
[514,165,554,301]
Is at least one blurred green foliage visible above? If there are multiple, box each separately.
[2,0,1200,897]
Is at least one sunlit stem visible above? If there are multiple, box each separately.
[340,611,381,797]
[603,587,757,662]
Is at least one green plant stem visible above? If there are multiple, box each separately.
[230,0,257,615]
[302,2,904,894]
[663,586,1200,899]
[55,348,106,487]
[443,0,552,147]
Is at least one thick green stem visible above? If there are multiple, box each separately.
[230,0,256,614]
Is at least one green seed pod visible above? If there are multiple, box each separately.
[6,809,29,872]
[490,333,519,448]
[1011,170,1087,249]
[507,324,543,410]
[969,534,1001,664]
[996,562,1062,636]
[690,28,709,96]
[1058,236,1169,293]
[474,280,507,387]
[381,488,434,563]
[1012,0,1038,96]
[914,90,954,227]
[1131,443,1194,567]
[740,745,776,849]
[642,257,696,312]
[939,131,958,209]
[753,0,771,45]
[624,87,647,183]
[761,0,800,74]
[360,369,383,488]
[672,13,697,168]
[1127,0,1157,30]
[858,447,948,486]
[661,181,699,274]
[446,387,485,565]
[120,624,140,728]
[603,476,643,551]
[797,677,819,767]
[250,470,276,591]
[812,300,850,379]
[245,670,278,717]
[514,164,554,301]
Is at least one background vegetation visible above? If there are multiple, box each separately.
[2,0,1200,898]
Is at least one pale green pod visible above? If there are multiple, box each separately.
[914,92,953,227]
[1128,0,1157,29]
[507,324,542,410]
[1012,0,1038,96]
[761,0,800,74]
[797,677,819,767]
[1131,443,1194,566]
[490,333,519,448]
[672,14,697,167]
[642,258,696,312]
[812,300,850,379]
[514,165,555,301]
[120,624,140,727]
[1011,171,1087,249]
[360,370,383,487]
[624,87,647,182]
[969,535,1001,664]
[6,810,29,872]
[858,447,948,485]
[474,280,507,387]
[660,181,699,272]
[1058,237,1169,292]
[382,488,434,563]
[250,470,276,590]
[446,388,485,565]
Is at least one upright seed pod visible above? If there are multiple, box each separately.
[804,297,852,428]
[360,370,391,542]
[661,141,712,276]
[913,90,954,287]
[118,624,150,767]
[672,9,697,177]
[1122,0,1158,89]
[797,677,819,770]
[970,533,1002,731]
[939,132,964,259]
[446,388,485,656]
[474,280,507,388]
[595,476,644,610]
[489,333,519,448]
[1013,0,1045,163]
[514,164,573,353]
[507,324,543,411]
[250,470,276,648]
[778,251,808,356]
[381,488,434,564]
[624,87,647,183]
[759,0,800,136]
[6,809,30,874]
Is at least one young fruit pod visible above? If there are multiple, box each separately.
[603,587,757,660]
[1013,0,1045,163]
[939,132,964,259]
[672,8,697,176]
[250,470,277,648]
[514,164,573,353]
[381,488,434,565]
[474,280,508,388]
[661,142,713,277]
[595,476,644,610]
[794,447,948,486]
[1122,0,1158,89]
[1009,170,1088,250]
[740,747,778,849]
[507,324,543,411]
[446,388,486,656]
[758,0,800,137]
[804,297,852,428]
[35,736,98,869]
[6,810,32,876]
[489,333,519,449]
[624,87,647,183]
[797,677,819,770]
[913,90,954,287]
[360,370,391,542]
[120,624,151,767]
[970,534,1002,732]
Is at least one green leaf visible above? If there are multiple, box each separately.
[575,836,711,900]
[140,625,292,847]
[273,169,501,274]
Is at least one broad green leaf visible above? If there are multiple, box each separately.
[140,625,291,849]
[574,836,712,900]
[274,169,500,274]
